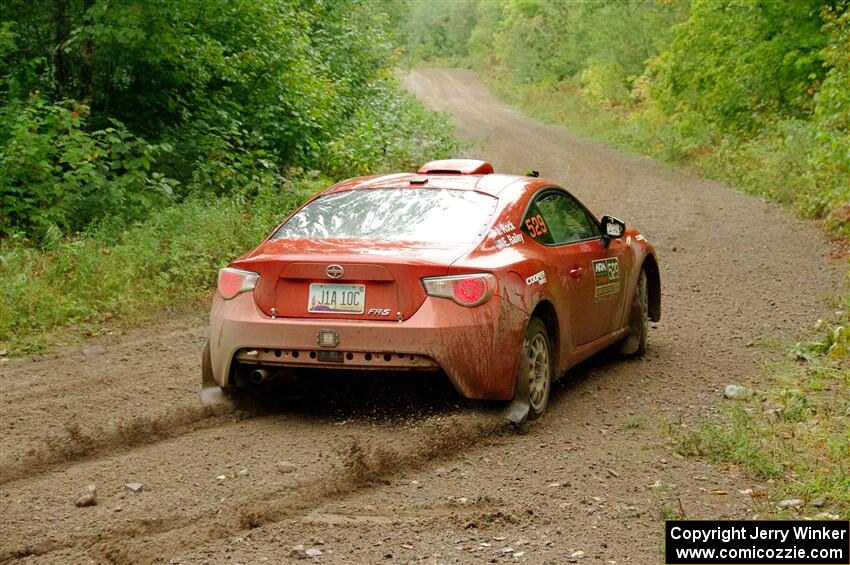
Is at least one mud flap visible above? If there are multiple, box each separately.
[503,340,530,425]
[200,341,235,408]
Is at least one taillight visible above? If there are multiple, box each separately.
[217,267,259,300]
[422,274,496,307]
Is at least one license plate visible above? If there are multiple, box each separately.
[308,283,365,314]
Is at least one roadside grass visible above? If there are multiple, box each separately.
[0,176,323,354]
[479,71,850,239]
[624,415,647,430]
[667,304,850,519]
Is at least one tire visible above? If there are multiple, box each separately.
[519,317,552,420]
[619,268,648,356]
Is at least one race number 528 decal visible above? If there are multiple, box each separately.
[525,214,548,238]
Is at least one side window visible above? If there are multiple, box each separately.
[522,191,600,245]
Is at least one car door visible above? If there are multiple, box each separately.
[521,189,627,346]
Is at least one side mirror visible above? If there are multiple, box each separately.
[600,215,626,247]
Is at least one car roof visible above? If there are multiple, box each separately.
[323,160,553,197]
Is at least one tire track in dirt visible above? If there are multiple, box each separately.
[0,403,236,486]
[1,411,508,564]
[0,319,217,485]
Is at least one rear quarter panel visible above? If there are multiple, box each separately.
[450,180,576,377]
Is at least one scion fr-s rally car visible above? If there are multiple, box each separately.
[202,159,660,422]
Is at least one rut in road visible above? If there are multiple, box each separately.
[0,411,509,564]
[0,403,236,486]
[0,69,844,565]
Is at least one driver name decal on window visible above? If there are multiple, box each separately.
[592,258,620,300]
[524,214,548,238]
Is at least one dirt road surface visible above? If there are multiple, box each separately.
[1,69,845,564]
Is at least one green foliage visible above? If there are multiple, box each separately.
[0,98,175,241]
[816,4,850,131]
[579,59,630,106]
[810,3,850,228]
[400,0,479,63]
[325,81,458,177]
[669,405,785,480]
[0,176,319,347]
[1,0,457,242]
[649,0,828,131]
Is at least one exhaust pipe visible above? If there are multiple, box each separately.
[250,368,270,384]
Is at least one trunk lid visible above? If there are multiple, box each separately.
[232,238,470,321]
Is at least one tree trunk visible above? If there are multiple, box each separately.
[52,0,69,100]
[79,0,95,107]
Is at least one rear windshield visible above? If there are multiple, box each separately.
[273,188,498,244]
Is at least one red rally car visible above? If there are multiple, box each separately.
[202,159,660,421]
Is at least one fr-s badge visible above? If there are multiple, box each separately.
[367,308,391,316]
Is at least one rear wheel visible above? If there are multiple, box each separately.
[619,268,648,356]
[522,317,552,419]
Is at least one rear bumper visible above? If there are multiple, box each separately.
[209,292,528,400]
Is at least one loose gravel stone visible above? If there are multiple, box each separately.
[724,385,752,399]
[75,484,97,507]
[276,461,297,474]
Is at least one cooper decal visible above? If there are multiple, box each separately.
[592,258,620,300]
[526,270,547,286]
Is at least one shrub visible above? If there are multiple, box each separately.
[0,98,175,242]
[0,176,320,346]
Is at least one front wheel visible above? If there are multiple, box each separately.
[619,269,648,356]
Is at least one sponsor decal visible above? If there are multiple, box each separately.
[526,270,547,286]
[592,258,620,300]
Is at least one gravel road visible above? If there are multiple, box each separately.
[0,68,844,564]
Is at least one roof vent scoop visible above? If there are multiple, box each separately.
[417,159,494,175]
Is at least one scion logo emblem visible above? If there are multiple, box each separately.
[325,264,344,279]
